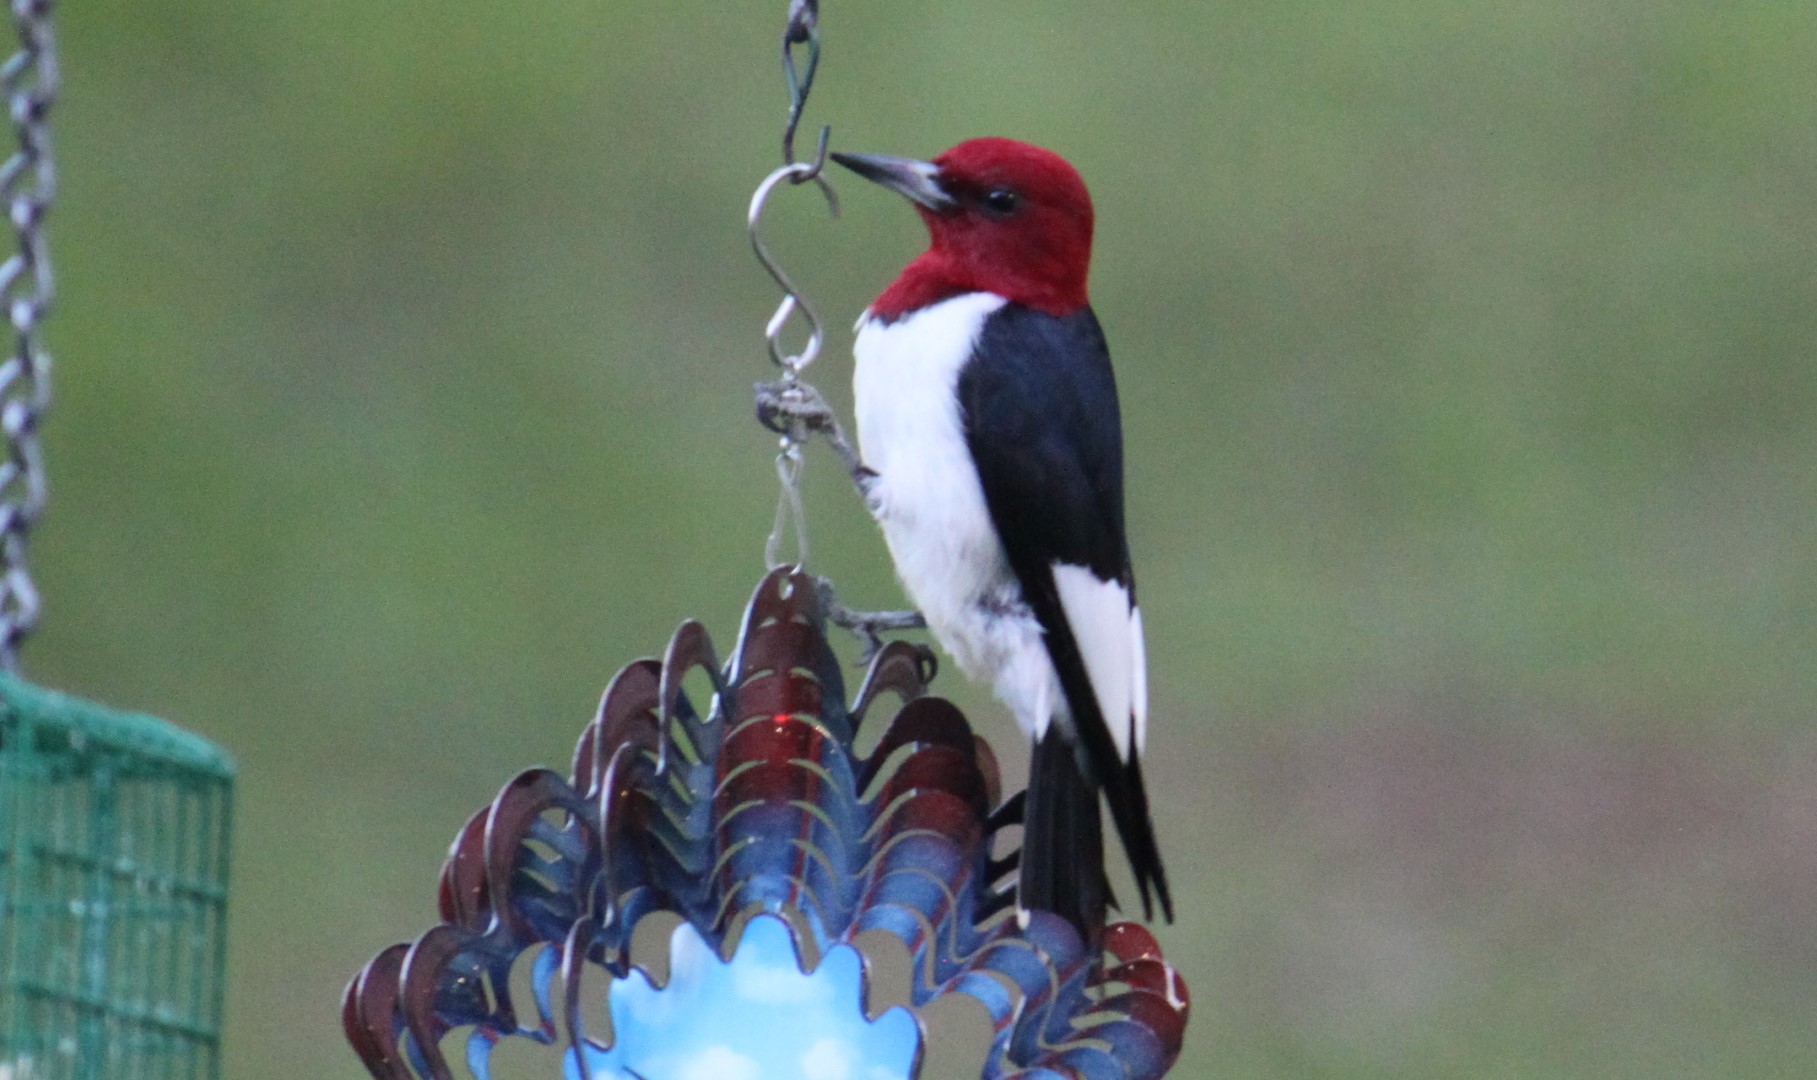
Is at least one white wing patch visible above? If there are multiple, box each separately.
[1052,563,1144,762]
[1131,606,1148,756]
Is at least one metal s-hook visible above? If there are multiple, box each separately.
[748,160,833,572]
[754,0,837,379]
[747,161,837,376]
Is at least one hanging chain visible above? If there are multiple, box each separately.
[745,3,927,657]
[0,0,57,671]
[750,0,836,571]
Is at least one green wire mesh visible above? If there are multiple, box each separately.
[0,675,233,1080]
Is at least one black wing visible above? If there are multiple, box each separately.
[957,302,1172,927]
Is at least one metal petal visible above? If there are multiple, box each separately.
[343,573,1189,1080]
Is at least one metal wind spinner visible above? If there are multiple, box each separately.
[342,571,1189,1079]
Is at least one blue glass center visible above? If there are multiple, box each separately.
[574,914,921,1080]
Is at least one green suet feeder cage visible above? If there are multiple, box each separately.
[0,4,236,1078]
[0,679,234,1080]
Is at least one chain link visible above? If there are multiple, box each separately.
[0,0,58,670]
[780,0,823,169]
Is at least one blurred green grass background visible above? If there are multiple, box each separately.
[25,0,1816,1076]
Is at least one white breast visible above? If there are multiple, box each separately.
[853,293,1061,737]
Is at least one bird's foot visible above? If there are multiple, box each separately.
[830,604,928,667]
[754,380,876,499]
[755,379,838,436]
[813,577,929,667]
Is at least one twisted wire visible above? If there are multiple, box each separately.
[0,0,57,670]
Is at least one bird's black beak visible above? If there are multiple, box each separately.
[829,151,958,213]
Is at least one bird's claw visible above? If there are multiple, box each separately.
[755,380,838,437]
[754,379,876,500]
[837,614,928,667]
[853,628,885,666]
[813,577,927,666]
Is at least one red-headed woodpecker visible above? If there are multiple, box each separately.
[831,138,1172,935]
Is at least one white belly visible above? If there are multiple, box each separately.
[853,293,1061,736]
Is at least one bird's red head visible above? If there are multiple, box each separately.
[832,137,1094,320]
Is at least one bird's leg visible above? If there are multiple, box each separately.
[753,383,921,663]
[812,576,928,666]
[754,379,877,504]
[829,603,928,664]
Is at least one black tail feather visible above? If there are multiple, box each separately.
[1022,727,1108,940]
[1102,749,1173,924]
[1040,645,1175,926]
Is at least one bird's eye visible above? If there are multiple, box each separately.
[982,188,1021,215]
